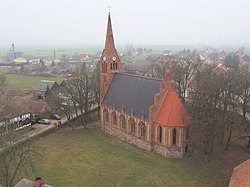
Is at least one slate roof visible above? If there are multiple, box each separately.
[33,80,57,91]
[102,73,161,120]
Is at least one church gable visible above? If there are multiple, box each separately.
[102,73,161,120]
[154,91,191,127]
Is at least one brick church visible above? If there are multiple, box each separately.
[100,13,191,158]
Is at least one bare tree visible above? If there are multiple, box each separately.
[0,132,41,187]
[92,61,100,117]
[0,74,41,187]
[63,63,93,129]
[235,64,250,120]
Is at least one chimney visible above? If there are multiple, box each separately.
[33,176,44,187]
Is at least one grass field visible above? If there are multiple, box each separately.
[121,55,147,63]
[25,128,227,187]
[5,74,63,91]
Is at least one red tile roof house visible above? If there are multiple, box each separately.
[99,13,192,158]
[228,159,250,187]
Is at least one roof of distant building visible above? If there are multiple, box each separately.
[0,97,30,120]
[14,178,53,187]
[33,80,58,92]
[228,159,250,187]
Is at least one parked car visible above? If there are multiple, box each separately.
[38,119,51,125]
[31,118,40,125]
[50,114,61,120]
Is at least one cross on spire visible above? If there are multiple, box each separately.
[108,5,111,14]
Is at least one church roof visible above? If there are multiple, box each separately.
[102,73,161,120]
[155,91,191,127]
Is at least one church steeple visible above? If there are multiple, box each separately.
[100,12,121,102]
[105,13,116,50]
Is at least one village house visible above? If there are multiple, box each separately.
[0,98,31,133]
[21,99,50,119]
[15,177,53,187]
[33,80,59,100]
[99,13,191,158]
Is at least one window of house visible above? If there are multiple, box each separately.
[112,112,117,125]
[173,128,177,145]
[111,63,113,70]
[130,119,135,135]
[121,116,126,129]
[140,122,146,139]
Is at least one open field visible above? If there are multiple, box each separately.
[5,74,63,91]
[24,127,228,187]
[121,55,147,63]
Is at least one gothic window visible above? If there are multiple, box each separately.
[104,62,107,73]
[115,63,118,70]
[105,63,107,72]
[159,126,163,143]
[111,112,117,125]
[130,119,135,135]
[186,127,189,139]
[102,63,104,72]
[113,61,115,70]
[121,116,126,129]
[140,122,146,139]
[173,128,177,145]
[111,63,113,70]
[103,109,109,122]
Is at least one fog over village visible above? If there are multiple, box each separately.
[0,0,250,187]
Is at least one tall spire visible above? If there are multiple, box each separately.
[105,13,116,49]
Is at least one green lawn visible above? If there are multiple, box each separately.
[5,74,63,91]
[25,128,227,187]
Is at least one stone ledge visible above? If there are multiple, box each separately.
[99,124,186,158]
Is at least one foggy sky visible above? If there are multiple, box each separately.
[0,0,249,48]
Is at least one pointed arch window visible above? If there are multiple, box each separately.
[111,112,117,126]
[140,122,146,139]
[103,109,109,122]
[130,119,135,135]
[186,127,189,139]
[102,63,104,72]
[115,63,118,70]
[159,126,163,143]
[113,61,115,70]
[110,63,113,70]
[173,128,177,146]
[121,116,126,129]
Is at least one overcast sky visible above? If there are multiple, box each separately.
[0,0,249,48]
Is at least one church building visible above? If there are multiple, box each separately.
[100,13,191,158]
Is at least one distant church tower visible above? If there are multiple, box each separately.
[100,13,121,102]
